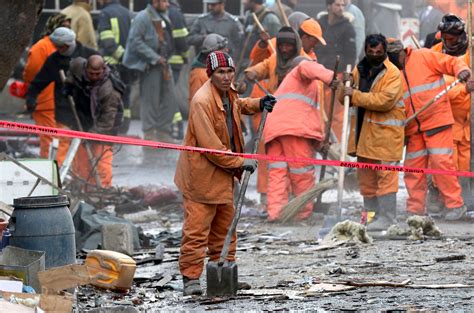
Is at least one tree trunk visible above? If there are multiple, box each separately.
[0,0,43,90]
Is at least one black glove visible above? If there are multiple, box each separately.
[25,97,36,112]
[260,94,277,112]
[458,70,471,82]
[242,159,258,173]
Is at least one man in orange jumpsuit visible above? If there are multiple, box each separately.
[432,15,471,172]
[340,34,404,230]
[23,14,71,158]
[174,51,276,295]
[264,56,334,221]
[430,14,473,211]
[387,39,471,221]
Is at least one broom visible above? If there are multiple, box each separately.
[280,177,336,223]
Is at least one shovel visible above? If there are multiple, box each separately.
[206,103,269,297]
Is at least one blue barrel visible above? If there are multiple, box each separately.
[10,195,76,268]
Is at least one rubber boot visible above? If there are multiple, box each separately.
[368,193,397,231]
[183,277,202,296]
[363,196,378,216]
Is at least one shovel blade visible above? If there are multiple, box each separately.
[206,261,238,297]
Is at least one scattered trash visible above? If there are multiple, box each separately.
[322,220,373,244]
[407,216,442,241]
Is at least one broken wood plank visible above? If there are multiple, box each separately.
[407,284,474,289]
[434,255,466,262]
[337,279,412,288]
[156,274,173,288]
[303,283,356,294]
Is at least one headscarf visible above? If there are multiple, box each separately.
[275,26,302,86]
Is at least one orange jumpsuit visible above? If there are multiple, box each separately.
[247,40,308,196]
[264,60,333,221]
[431,43,470,171]
[174,81,261,279]
[23,36,56,158]
[402,48,469,215]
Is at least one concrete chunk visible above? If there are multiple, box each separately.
[101,224,134,256]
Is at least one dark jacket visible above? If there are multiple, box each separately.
[123,4,174,72]
[168,0,189,69]
[26,42,99,129]
[66,58,124,136]
[98,0,133,65]
[316,13,357,71]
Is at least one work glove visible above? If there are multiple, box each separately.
[25,97,37,113]
[260,94,277,112]
[242,159,258,173]
[329,78,340,90]
[458,70,471,82]
[343,86,354,97]
[466,80,474,93]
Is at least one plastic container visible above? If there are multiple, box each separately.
[85,250,136,292]
[10,195,76,268]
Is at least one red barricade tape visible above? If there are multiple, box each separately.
[1,120,473,178]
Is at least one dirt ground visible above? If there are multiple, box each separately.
[76,122,474,312]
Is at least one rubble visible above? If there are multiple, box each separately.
[322,220,373,244]
[407,215,443,240]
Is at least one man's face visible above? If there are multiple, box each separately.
[208,2,225,16]
[153,0,169,12]
[278,42,296,61]
[366,43,385,58]
[329,0,345,17]
[211,67,235,92]
[87,65,104,83]
[442,32,462,50]
[301,34,319,54]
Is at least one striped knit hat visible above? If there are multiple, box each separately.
[206,51,235,77]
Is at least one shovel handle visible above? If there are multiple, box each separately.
[219,108,269,265]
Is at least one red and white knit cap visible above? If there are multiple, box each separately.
[206,51,235,77]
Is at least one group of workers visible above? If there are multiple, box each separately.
[14,0,474,297]
[171,1,474,296]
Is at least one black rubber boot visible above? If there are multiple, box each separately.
[363,196,378,216]
[368,193,397,231]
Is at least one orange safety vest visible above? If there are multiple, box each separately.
[431,42,470,142]
[264,60,333,144]
[402,47,469,136]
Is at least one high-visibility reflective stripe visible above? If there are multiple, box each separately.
[268,162,287,169]
[123,109,131,118]
[99,30,115,40]
[168,55,184,65]
[104,55,119,65]
[110,17,120,43]
[173,112,182,123]
[396,100,405,108]
[276,93,319,109]
[289,165,315,174]
[112,45,125,60]
[172,27,189,38]
[365,118,405,127]
[405,147,453,160]
[403,77,445,100]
